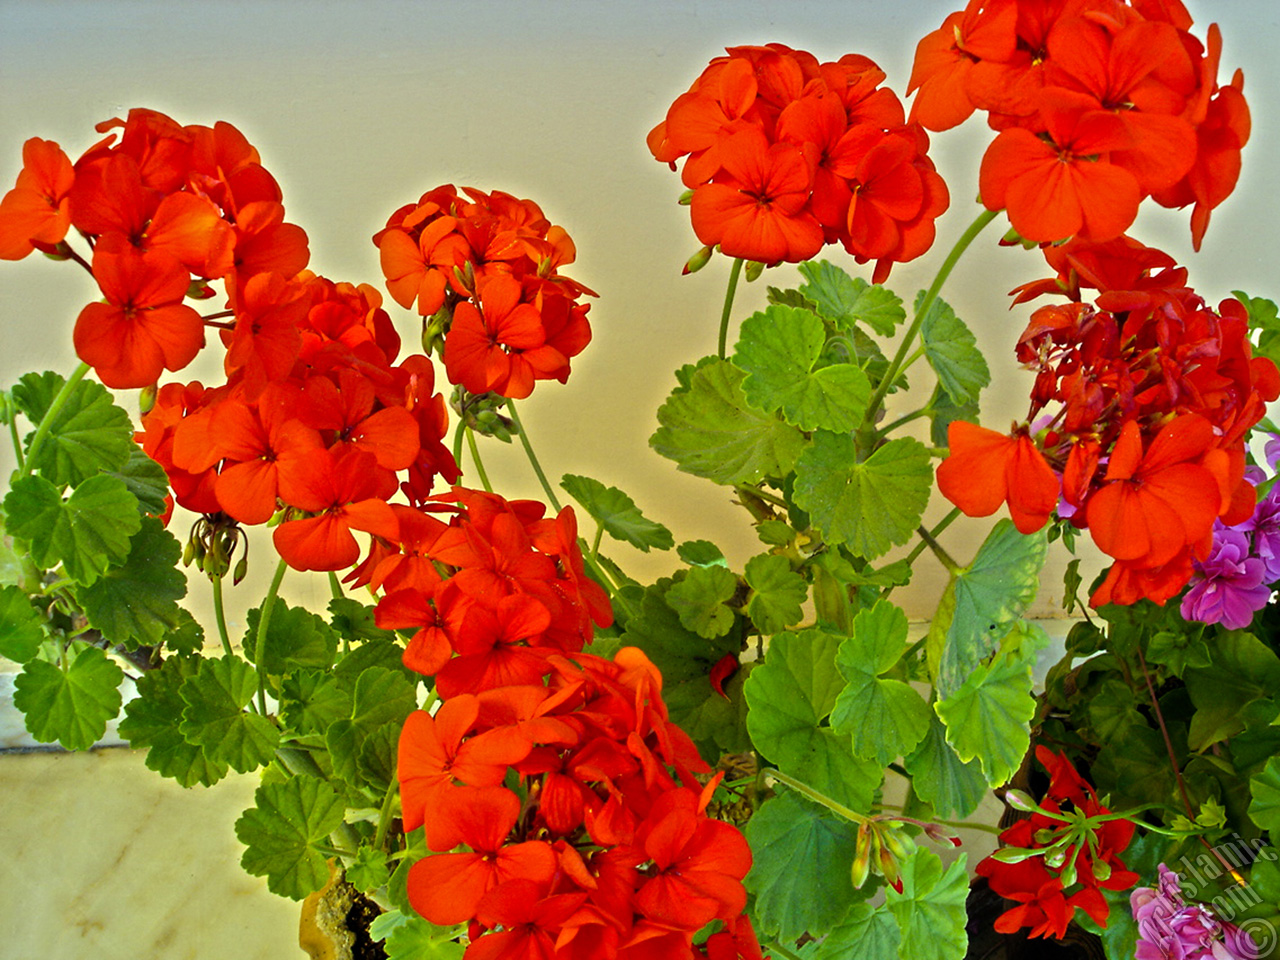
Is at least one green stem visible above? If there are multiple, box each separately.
[8,414,24,472]
[327,571,344,601]
[254,557,289,715]
[717,257,745,360]
[451,417,466,466]
[22,361,91,477]
[591,524,604,561]
[465,425,493,493]
[211,574,234,658]
[917,524,962,576]
[508,400,562,512]
[372,778,399,852]
[768,942,805,960]
[765,768,870,826]
[864,208,998,426]
[878,407,932,437]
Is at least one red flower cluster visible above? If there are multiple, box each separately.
[939,236,1279,606]
[373,185,595,400]
[383,490,759,960]
[977,748,1138,939]
[648,44,948,279]
[910,0,1250,248]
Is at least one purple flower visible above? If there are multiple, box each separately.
[1132,864,1257,960]
[1236,484,1280,582]
[1181,527,1273,630]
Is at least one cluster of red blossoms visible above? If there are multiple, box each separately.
[977,748,1138,939]
[909,0,1250,248]
[648,44,949,279]
[938,234,1279,607]
[373,185,595,400]
[386,490,760,960]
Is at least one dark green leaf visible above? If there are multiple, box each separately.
[235,776,346,899]
[245,601,338,674]
[1186,631,1280,750]
[1250,758,1280,834]
[78,516,186,647]
[797,260,905,336]
[561,473,674,552]
[0,584,46,662]
[119,654,228,787]
[1087,677,1144,745]
[904,713,988,820]
[107,445,170,517]
[327,667,417,788]
[328,597,398,644]
[13,645,124,750]
[677,540,726,567]
[744,554,807,635]
[664,565,738,639]
[179,655,280,773]
[14,372,134,485]
[164,608,206,656]
[1146,628,1212,677]
[280,670,352,736]
[793,432,932,560]
[620,578,740,685]
[927,384,979,449]
[651,358,806,485]
[916,291,990,406]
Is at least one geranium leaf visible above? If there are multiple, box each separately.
[664,565,739,639]
[328,597,397,644]
[345,844,392,894]
[904,713,987,820]
[78,516,186,647]
[830,601,931,767]
[651,358,805,485]
[164,608,206,656]
[5,473,141,585]
[14,371,134,486]
[327,666,417,788]
[916,291,990,406]
[280,669,352,737]
[179,654,280,773]
[621,579,740,683]
[934,622,1047,787]
[1249,757,1280,834]
[677,539,727,567]
[119,654,229,787]
[926,384,979,448]
[1185,630,1280,750]
[13,645,124,750]
[106,445,171,517]
[235,776,346,900]
[370,910,466,960]
[732,304,872,432]
[797,260,905,336]
[746,628,882,812]
[793,432,932,560]
[803,902,900,959]
[930,519,1047,698]
[0,584,46,662]
[744,790,864,942]
[744,553,808,635]
[886,848,969,960]
[560,473,674,552]
[245,601,338,674]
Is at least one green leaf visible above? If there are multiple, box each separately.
[345,844,392,893]
[926,384,978,449]
[830,601,931,767]
[930,519,1047,698]
[651,358,805,485]
[327,666,417,788]
[744,554,807,634]
[664,565,738,639]
[245,601,338,674]
[164,608,206,656]
[370,910,466,960]
[803,902,900,959]
[797,260,906,336]
[886,849,969,960]
[1235,290,1280,370]
[13,645,124,750]
[235,776,346,900]
[1249,757,1280,834]
[677,539,726,567]
[280,670,352,737]
[560,473,674,553]
[744,790,864,941]
[934,622,1047,787]
[1146,628,1212,677]
[5,473,141,585]
[732,304,872,432]
[1087,677,1144,745]
[179,655,280,773]
[13,372,134,486]
[1185,630,1280,750]
[620,579,740,684]
[746,628,882,812]
[328,598,398,645]
[78,516,186,647]
[793,432,932,560]
[0,584,46,662]
[118,654,229,787]
[107,445,171,517]
[916,291,990,406]
[904,713,988,820]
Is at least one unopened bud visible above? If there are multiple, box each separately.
[678,189,695,206]
[1091,858,1111,883]
[923,822,963,848]
[185,278,215,300]
[683,245,713,276]
[232,555,249,586]
[182,537,196,567]
[1004,789,1039,813]
[138,383,158,417]
[850,822,872,890]
[744,260,764,282]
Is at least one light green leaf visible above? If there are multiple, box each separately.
[677,539,726,567]
[916,291,990,406]
[118,654,228,787]
[831,601,931,767]
[664,565,739,639]
[561,473,674,552]
[5,473,141,585]
[746,628,882,812]
[930,519,1047,698]
[886,849,969,960]
[0,584,46,662]
[651,358,806,485]
[934,623,1047,787]
[1249,757,1280,835]
[13,645,124,750]
[733,304,872,432]
[370,910,466,960]
[797,260,906,336]
[245,601,338,674]
[13,372,134,486]
[179,655,280,773]
[904,713,988,820]
[744,554,808,635]
[793,432,932,560]
[235,776,346,900]
[803,902,900,959]
[744,790,864,942]
[78,516,186,647]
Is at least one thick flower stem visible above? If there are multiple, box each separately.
[211,573,234,658]
[765,767,870,826]
[864,208,999,428]
[253,557,289,715]
[465,425,493,493]
[372,777,399,853]
[508,400,562,512]
[916,523,963,576]
[717,257,745,360]
[22,360,91,478]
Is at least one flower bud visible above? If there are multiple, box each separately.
[744,260,764,282]
[232,555,249,586]
[1003,789,1039,813]
[683,245,713,276]
[138,383,158,417]
[850,822,873,889]
[678,189,695,206]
